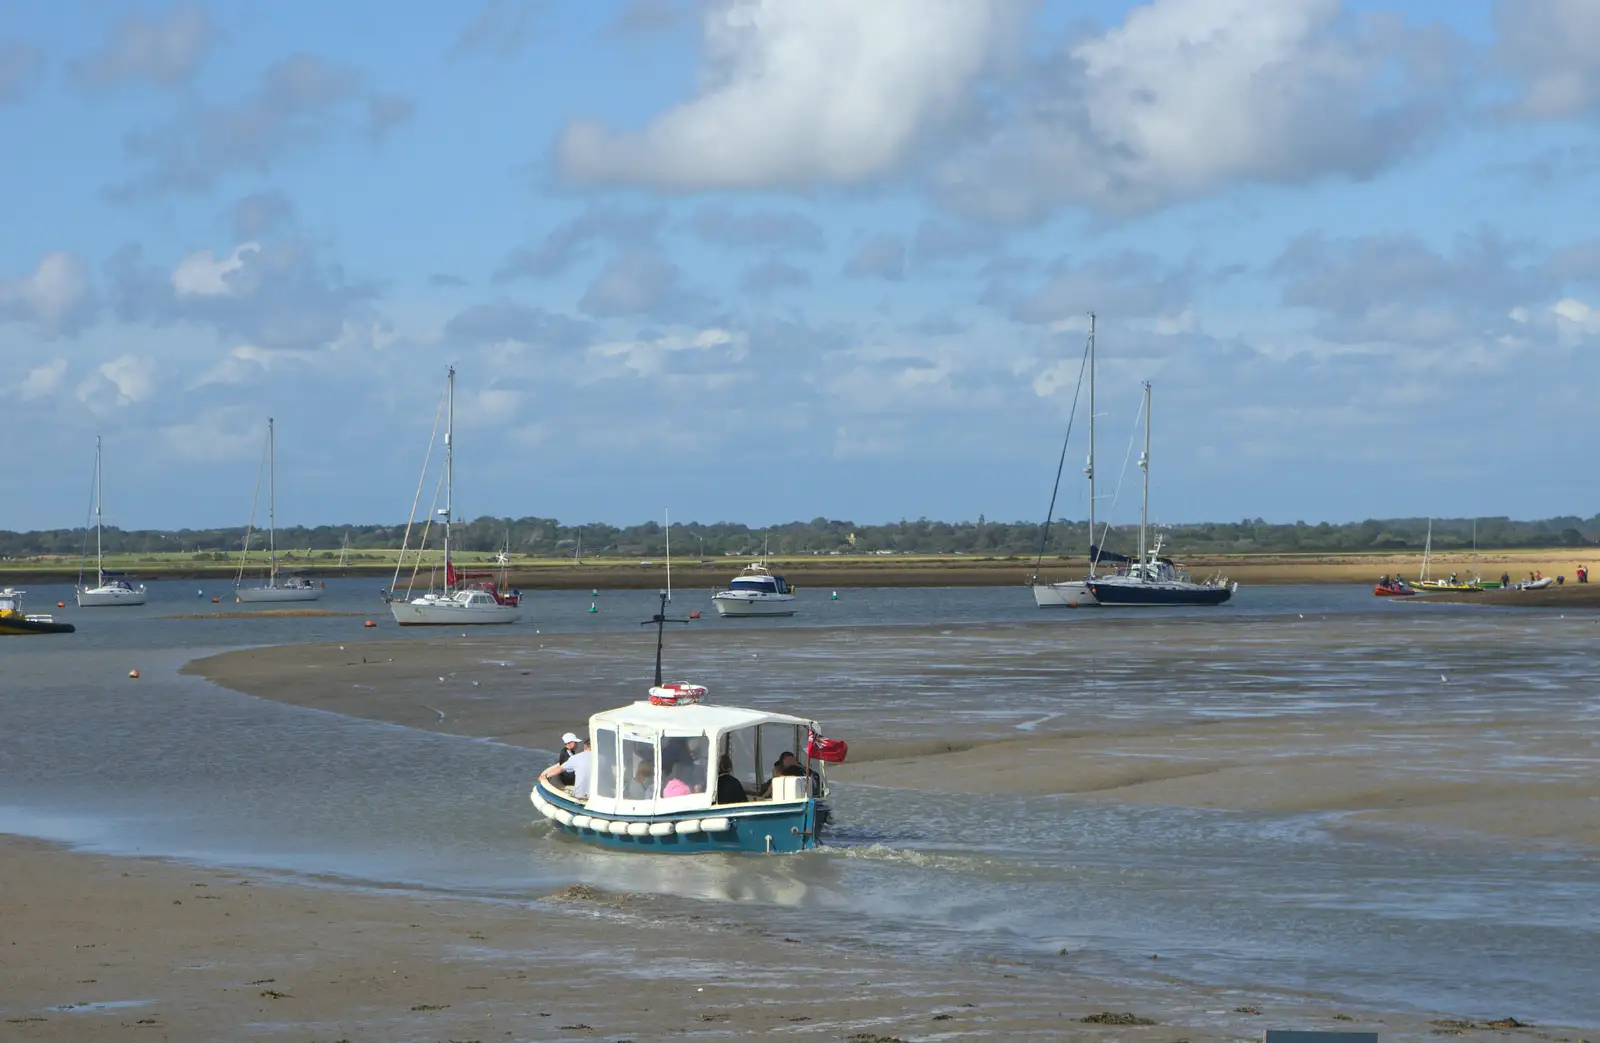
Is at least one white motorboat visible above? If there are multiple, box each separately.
[1029,314,1101,608]
[75,436,147,608]
[712,561,797,617]
[235,418,324,604]
[386,367,521,627]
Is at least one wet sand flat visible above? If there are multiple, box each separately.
[187,616,1600,849]
[1,835,1489,1042]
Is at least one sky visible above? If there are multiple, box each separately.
[3,0,1598,533]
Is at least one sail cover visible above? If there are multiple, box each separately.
[1088,544,1132,565]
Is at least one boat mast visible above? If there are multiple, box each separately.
[1086,313,1096,576]
[665,508,672,602]
[444,366,454,592]
[95,436,104,585]
[1138,381,1151,570]
[267,417,277,585]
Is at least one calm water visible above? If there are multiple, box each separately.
[3,581,1597,1024]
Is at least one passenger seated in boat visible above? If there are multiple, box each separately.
[661,760,701,798]
[539,738,592,799]
[715,754,748,804]
[625,759,655,800]
[758,752,816,798]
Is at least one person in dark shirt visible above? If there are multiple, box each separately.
[715,754,747,804]
[555,732,581,785]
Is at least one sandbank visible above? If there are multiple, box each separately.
[4,835,1504,1041]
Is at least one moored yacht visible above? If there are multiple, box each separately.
[235,418,324,604]
[385,367,521,627]
[711,562,797,617]
[1083,383,1234,608]
[75,436,147,608]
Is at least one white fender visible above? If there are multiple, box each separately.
[529,788,547,811]
[551,808,573,827]
[626,822,650,837]
[648,822,674,837]
[699,817,731,833]
[676,819,703,834]
[572,815,593,830]
[607,820,630,836]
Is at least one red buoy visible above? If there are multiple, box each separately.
[363,620,377,628]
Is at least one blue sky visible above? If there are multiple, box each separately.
[3,0,1598,533]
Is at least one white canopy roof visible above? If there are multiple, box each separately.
[589,699,815,736]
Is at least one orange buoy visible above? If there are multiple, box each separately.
[57,601,65,608]
[211,596,221,603]
[128,669,140,679]
[363,620,376,628]
[688,610,701,619]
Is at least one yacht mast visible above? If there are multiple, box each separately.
[1138,381,1151,568]
[665,508,672,602]
[267,417,277,585]
[1086,314,1096,575]
[95,436,104,585]
[444,366,454,591]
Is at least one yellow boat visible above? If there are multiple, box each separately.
[0,588,76,635]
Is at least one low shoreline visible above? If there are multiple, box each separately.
[4,548,1593,588]
[8,834,1554,1040]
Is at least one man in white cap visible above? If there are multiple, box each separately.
[555,732,582,785]
[541,737,592,799]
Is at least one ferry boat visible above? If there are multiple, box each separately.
[0,588,75,635]
[711,562,797,617]
[529,594,843,853]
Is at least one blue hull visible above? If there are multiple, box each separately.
[1086,580,1232,606]
[534,782,821,854]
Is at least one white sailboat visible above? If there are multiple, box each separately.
[235,418,324,603]
[387,367,521,626]
[1033,313,1101,608]
[75,436,148,607]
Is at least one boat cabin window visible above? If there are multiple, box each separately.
[592,727,617,799]
[660,734,709,797]
[719,722,809,801]
[773,576,791,594]
[622,736,656,800]
[728,578,776,593]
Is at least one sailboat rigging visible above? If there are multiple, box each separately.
[1084,383,1235,607]
[235,418,324,602]
[75,436,148,607]
[1032,314,1100,608]
[387,367,522,626]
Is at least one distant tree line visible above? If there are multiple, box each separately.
[2,514,1595,560]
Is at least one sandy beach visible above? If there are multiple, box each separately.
[4,835,1576,1041]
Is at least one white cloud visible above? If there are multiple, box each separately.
[940,0,1456,220]
[556,0,1017,190]
[171,243,260,297]
[191,344,282,388]
[71,2,216,89]
[0,251,95,335]
[18,358,68,400]
[1552,297,1600,344]
[1494,0,1600,120]
[76,354,157,410]
[455,388,525,427]
[589,326,745,378]
[160,407,263,462]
